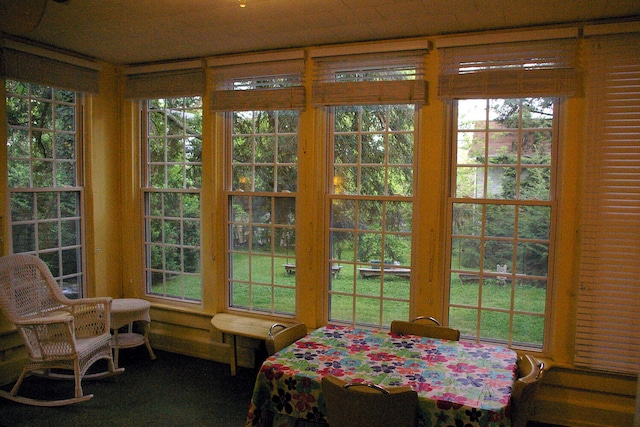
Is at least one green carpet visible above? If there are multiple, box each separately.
[0,347,257,427]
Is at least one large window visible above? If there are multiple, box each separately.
[311,45,428,328]
[5,79,84,298]
[227,109,298,315]
[447,98,555,349]
[143,97,202,301]
[328,104,415,327]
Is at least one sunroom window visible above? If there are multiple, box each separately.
[209,53,305,316]
[5,79,84,298]
[227,108,298,315]
[311,46,429,327]
[328,103,416,327]
[447,97,556,348]
[143,96,203,301]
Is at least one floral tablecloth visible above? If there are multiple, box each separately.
[246,324,518,427]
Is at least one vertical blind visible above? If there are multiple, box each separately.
[209,52,306,111]
[574,32,640,374]
[437,34,580,99]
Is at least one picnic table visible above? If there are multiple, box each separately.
[358,267,411,278]
[283,264,342,278]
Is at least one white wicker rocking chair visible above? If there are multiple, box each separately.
[0,254,123,406]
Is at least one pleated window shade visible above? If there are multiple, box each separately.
[438,38,580,99]
[311,51,428,106]
[210,58,306,111]
[124,67,206,100]
[1,47,100,94]
[574,33,640,375]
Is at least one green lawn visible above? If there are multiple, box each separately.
[151,254,546,346]
[149,273,202,300]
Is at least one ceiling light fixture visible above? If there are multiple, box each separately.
[238,0,246,7]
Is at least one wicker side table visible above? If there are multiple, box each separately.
[110,298,156,368]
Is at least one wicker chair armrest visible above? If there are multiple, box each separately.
[17,316,77,359]
[66,296,113,308]
[15,314,74,327]
[68,297,113,337]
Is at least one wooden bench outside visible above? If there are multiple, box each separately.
[458,273,480,284]
[211,313,294,375]
[358,267,411,279]
[283,263,342,278]
[458,271,508,285]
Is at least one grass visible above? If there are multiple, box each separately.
[150,253,546,346]
[149,273,202,300]
[450,279,546,346]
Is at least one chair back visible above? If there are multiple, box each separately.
[511,354,544,427]
[0,254,68,323]
[391,317,460,341]
[321,375,418,427]
[266,322,307,356]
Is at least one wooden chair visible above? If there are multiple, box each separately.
[511,354,545,427]
[321,375,418,427]
[266,322,307,356]
[0,254,123,406]
[390,316,460,341]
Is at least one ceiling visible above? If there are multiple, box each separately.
[3,0,640,65]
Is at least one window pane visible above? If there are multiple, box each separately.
[10,193,34,221]
[451,237,481,271]
[448,98,555,349]
[228,109,299,316]
[514,279,547,313]
[328,104,415,327]
[144,97,202,302]
[335,134,358,164]
[517,242,549,277]
[61,219,80,246]
[513,314,545,346]
[36,187,55,214]
[7,128,29,158]
[5,80,84,297]
[328,294,354,323]
[388,133,413,164]
[450,274,479,305]
[519,206,550,239]
[38,222,59,249]
[480,311,510,341]
[382,300,409,327]
[449,306,477,336]
[12,224,35,253]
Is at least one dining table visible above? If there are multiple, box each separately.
[245,324,519,427]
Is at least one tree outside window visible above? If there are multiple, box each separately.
[227,110,298,315]
[328,104,415,327]
[144,97,202,301]
[448,98,555,349]
[5,79,84,298]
